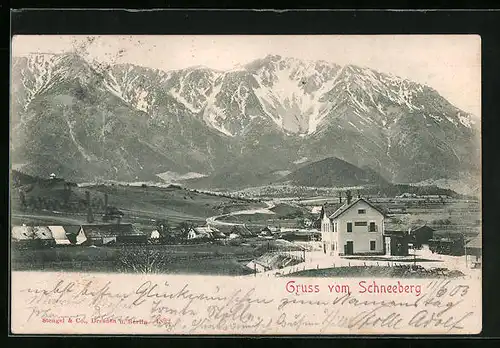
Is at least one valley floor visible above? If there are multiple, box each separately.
[10,182,481,277]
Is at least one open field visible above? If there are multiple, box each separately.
[10,239,303,276]
[11,178,265,231]
[218,202,314,227]
[383,199,481,238]
[11,244,259,275]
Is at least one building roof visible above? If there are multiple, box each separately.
[384,222,411,232]
[81,224,139,239]
[329,198,385,220]
[466,235,481,249]
[12,226,32,240]
[33,226,54,240]
[410,225,435,234]
[194,227,214,234]
[231,225,253,236]
[262,226,280,232]
[320,203,343,219]
[62,225,81,236]
[311,206,323,214]
[12,226,55,240]
[48,226,72,244]
[384,230,409,237]
[212,231,226,238]
[192,227,215,238]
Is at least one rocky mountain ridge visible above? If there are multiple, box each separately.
[10,52,480,187]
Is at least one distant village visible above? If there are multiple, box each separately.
[11,173,481,274]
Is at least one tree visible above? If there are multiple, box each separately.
[63,183,71,206]
[297,218,312,229]
[346,190,353,203]
[178,221,194,239]
[95,197,104,211]
[102,206,124,223]
[38,197,44,210]
[156,219,171,239]
[19,191,26,210]
[117,245,169,274]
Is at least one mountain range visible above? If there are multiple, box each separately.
[10,52,480,189]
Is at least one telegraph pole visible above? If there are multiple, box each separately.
[413,246,416,267]
[463,232,468,269]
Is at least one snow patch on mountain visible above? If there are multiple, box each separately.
[293,157,309,164]
[457,112,474,128]
[202,77,234,136]
[15,54,68,110]
[157,171,208,182]
[103,71,130,105]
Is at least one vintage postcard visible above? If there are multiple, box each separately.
[9,35,481,335]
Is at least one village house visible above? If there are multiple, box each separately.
[383,230,410,256]
[397,193,417,198]
[47,226,73,245]
[79,224,146,245]
[63,225,87,245]
[260,226,280,236]
[229,225,254,238]
[465,233,481,268]
[150,229,160,239]
[187,226,217,240]
[11,225,37,248]
[11,225,56,248]
[382,221,411,256]
[279,228,321,242]
[310,206,323,215]
[320,195,385,256]
[211,228,227,240]
[228,232,240,239]
[409,225,435,247]
[428,235,465,256]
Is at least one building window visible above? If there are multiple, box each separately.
[370,240,376,251]
[369,222,376,232]
[347,222,352,232]
[354,221,367,227]
[358,209,366,214]
[331,242,335,250]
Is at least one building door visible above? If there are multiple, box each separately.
[345,241,354,255]
[385,237,391,256]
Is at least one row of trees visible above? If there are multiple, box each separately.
[19,196,106,212]
[19,190,107,212]
[19,189,123,224]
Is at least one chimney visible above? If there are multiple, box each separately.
[346,190,352,205]
[320,205,326,219]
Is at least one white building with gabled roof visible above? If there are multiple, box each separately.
[48,226,72,245]
[320,197,385,256]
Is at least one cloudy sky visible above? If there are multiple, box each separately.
[12,35,481,117]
